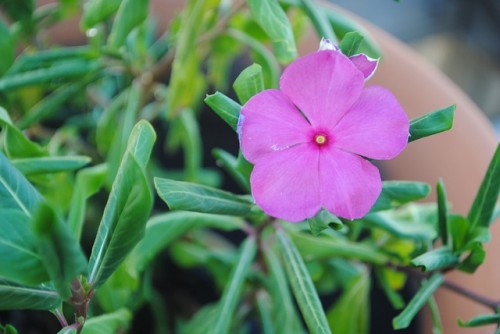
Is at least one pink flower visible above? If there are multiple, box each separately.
[238,48,409,222]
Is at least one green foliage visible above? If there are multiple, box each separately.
[339,31,364,56]
[370,181,431,212]
[233,63,265,104]
[0,279,60,310]
[408,105,455,142]
[204,92,241,131]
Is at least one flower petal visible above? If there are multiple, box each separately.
[319,148,381,219]
[240,89,311,163]
[280,50,364,128]
[349,54,379,80]
[333,85,409,160]
[250,144,321,222]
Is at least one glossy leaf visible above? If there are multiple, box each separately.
[204,92,241,132]
[393,273,444,330]
[436,179,449,245]
[130,212,244,272]
[370,181,431,212]
[411,248,459,272]
[0,152,43,216]
[308,209,343,236]
[81,0,121,30]
[0,279,60,311]
[299,0,336,43]
[233,64,265,105]
[459,314,500,327]
[408,105,455,142]
[108,0,149,48]
[154,178,255,217]
[212,237,257,334]
[88,121,155,288]
[12,156,91,176]
[468,144,500,228]
[245,0,297,63]
[32,203,87,299]
[0,209,49,285]
[339,31,364,57]
[277,230,332,334]
[81,309,131,334]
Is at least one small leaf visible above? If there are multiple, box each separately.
[88,121,155,288]
[1,324,19,334]
[108,0,149,48]
[0,279,60,311]
[436,179,449,245]
[233,64,265,104]
[363,210,437,241]
[154,178,255,217]
[448,214,470,252]
[410,247,459,272]
[277,229,332,334]
[459,313,500,327]
[339,32,364,57]
[81,309,131,334]
[204,92,241,131]
[408,105,455,142]
[468,144,500,228]
[298,0,337,43]
[12,156,91,176]
[212,149,250,191]
[457,243,486,274]
[211,237,257,334]
[393,273,444,330]
[371,181,431,212]
[308,209,343,236]
[81,0,121,30]
[32,203,88,299]
[245,0,297,63]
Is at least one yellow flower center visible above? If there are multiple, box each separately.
[315,134,327,145]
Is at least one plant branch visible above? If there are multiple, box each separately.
[442,280,499,311]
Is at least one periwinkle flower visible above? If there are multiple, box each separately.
[238,44,410,222]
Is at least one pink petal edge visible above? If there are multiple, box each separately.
[349,54,379,80]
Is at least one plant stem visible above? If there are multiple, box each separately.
[442,280,499,311]
[53,307,68,327]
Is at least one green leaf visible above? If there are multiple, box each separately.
[212,149,250,191]
[256,290,273,334]
[154,178,255,217]
[459,313,500,327]
[436,179,449,245]
[392,273,444,330]
[0,60,100,92]
[81,0,121,30]
[308,209,343,236]
[411,247,459,272]
[289,229,389,264]
[130,212,244,273]
[177,109,202,182]
[468,144,500,228]
[374,268,405,310]
[371,181,431,212]
[427,295,443,334]
[108,0,149,48]
[88,121,155,288]
[408,105,455,142]
[81,309,131,334]
[0,20,15,75]
[339,31,364,57]
[363,210,437,241]
[0,0,34,23]
[68,164,108,241]
[233,64,265,104]
[0,152,43,216]
[12,156,91,176]
[327,272,370,334]
[298,0,336,43]
[32,203,87,299]
[245,0,297,63]
[0,324,18,334]
[0,279,60,310]
[277,230,331,334]
[211,237,257,334]
[0,209,49,285]
[457,243,486,274]
[204,92,241,131]
[448,214,469,252]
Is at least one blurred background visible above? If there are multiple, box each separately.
[333,0,500,138]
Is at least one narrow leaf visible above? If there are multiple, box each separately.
[448,214,470,252]
[363,211,437,241]
[299,0,337,43]
[411,248,459,272]
[204,92,241,131]
[436,179,449,245]
[408,105,455,142]
[427,295,443,334]
[393,273,444,329]
[468,144,500,228]
[212,149,250,191]
[233,64,264,104]
[277,229,332,334]
[457,243,486,274]
[81,0,121,30]
[459,314,500,327]
[374,268,405,310]
[12,156,91,176]
[0,20,15,75]
[211,237,257,334]
[370,181,431,212]
[0,279,60,311]
[154,178,255,217]
[108,0,149,48]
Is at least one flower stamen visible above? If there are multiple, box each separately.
[315,134,327,145]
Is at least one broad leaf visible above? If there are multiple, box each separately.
[108,0,149,48]
[277,230,331,334]
[0,279,60,310]
[371,181,431,212]
[393,273,444,329]
[204,92,241,132]
[212,237,257,334]
[12,156,91,176]
[408,105,455,142]
[468,144,500,228]
[233,64,265,104]
[32,203,87,299]
[410,247,459,272]
[154,178,255,217]
[0,210,49,285]
[88,121,155,288]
